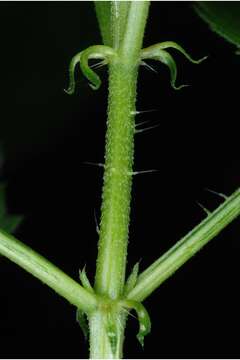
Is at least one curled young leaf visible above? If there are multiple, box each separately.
[121,300,151,348]
[141,41,207,90]
[143,48,187,90]
[65,45,116,94]
[157,41,207,64]
[64,52,82,95]
[156,49,187,90]
[80,50,102,90]
[80,45,116,90]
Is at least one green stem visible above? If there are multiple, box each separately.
[0,229,97,313]
[127,187,240,302]
[88,307,126,359]
[94,62,136,299]
[94,1,150,300]
[91,2,150,358]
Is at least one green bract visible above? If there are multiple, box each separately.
[121,300,151,348]
[65,45,116,94]
[141,41,207,89]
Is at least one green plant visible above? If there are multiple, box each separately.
[0,1,240,358]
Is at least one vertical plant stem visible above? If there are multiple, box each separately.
[90,2,150,358]
[88,308,127,359]
[94,1,150,301]
[94,62,137,299]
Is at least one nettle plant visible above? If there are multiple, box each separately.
[1,2,240,358]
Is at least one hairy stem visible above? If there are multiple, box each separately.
[88,308,126,359]
[94,1,150,300]
[94,62,137,299]
[91,2,150,358]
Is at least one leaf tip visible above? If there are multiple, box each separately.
[193,55,208,64]
[63,87,75,95]
[89,81,101,91]
[171,83,189,91]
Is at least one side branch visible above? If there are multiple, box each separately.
[127,187,240,302]
[0,230,97,313]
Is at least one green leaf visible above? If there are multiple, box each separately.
[76,308,89,340]
[141,42,206,90]
[111,2,131,48]
[79,47,103,90]
[123,262,139,295]
[94,1,131,48]
[79,266,94,293]
[121,300,151,348]
[156,49,188,90]
[0,215,23,234]
[0,183,23,234]
[65,45,116,94]
[94,2,112,46]
[157,41,207,64]
[64,52,81,95]
[194,2,240,48]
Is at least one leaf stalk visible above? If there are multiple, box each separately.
[0,229,97,313]
[127,188,240,302]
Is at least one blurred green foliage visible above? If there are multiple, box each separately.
[195,2,240,50]
[0,183,22,233]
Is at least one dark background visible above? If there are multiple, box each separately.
[0,1,239,358]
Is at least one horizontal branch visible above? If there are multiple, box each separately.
[0,230,97,313]
[127,187,240,302]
